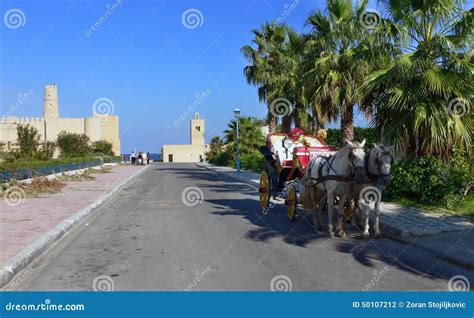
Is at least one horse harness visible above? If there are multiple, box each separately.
[305,147,364,187]
[364,150,394,181]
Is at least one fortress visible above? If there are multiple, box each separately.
[0,85,121,156]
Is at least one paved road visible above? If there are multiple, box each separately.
[6,163,473,291]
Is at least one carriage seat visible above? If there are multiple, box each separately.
[268,135,295,166]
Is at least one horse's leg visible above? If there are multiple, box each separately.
[316,190,326,230]
[362,203,370,239]
[374,200,381,238]
[326,193,335,238]
[351,199,359,228]
[312,206,319,231]
[336,194,348,238]
[316,201,325,230]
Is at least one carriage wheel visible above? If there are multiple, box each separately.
[287,186,297,221]
[259,170,270,209]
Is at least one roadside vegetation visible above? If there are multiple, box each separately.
[0,124,120,182]
[1,125,121,201]
[208,0,473,217]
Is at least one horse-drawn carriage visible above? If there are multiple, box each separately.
[258,129,337,221]
[258,128,393,239]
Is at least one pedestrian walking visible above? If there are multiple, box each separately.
[146,152,151,165]
[131,150,136,165]
[138,152,143,165]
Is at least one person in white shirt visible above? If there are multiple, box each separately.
[131,151,136,165]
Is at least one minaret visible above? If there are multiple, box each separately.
[190,112,205,145]
[43,84,59,119]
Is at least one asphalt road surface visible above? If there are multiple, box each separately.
[7,163,474,291]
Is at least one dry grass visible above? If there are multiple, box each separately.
[1,177,65,199]
[88,166,113,174]
[58,171,95,181]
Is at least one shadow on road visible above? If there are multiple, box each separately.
[154,164,474,283]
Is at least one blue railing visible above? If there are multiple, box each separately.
[1,160,102,182]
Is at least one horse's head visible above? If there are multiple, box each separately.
[346,139,366,177]
[372,144,394,188]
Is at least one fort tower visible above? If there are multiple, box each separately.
[43,84,59,119]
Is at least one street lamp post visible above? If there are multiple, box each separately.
[233,108,241,173]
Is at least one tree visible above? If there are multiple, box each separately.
[305,0,373,142]
[242,23,287,133]
[16,124,41,158]
[208,136,224,156]
[91,140,114,156]
[361,0,473,159]
[35,141,56,160]
[224,116,265,157]
[57,132,91,157]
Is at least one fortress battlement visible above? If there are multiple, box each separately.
[17,117,44,123]
[0,85,121,156]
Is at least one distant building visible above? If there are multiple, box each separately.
[0,84,121,156]
[162,113,208,163]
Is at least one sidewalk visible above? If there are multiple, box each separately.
[1,164,147,288]
[196,162,474,270]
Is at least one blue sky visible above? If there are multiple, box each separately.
[0,0,377,154]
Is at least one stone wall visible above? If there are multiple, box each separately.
[0,115,121,156]
[162,144,208,163]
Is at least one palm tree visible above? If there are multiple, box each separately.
[224,116,265,157]
[242,23,287,133]
[305,0,373,143]
[243,21,341,135]
[208,136,224,156]
[361,0,473,159]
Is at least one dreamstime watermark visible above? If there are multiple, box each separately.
[3,8,26,29]
[181,186,204,207]
[184,266,212,291]
[4,266,34,291]
[4,88,34,118]
[4,299,85,312]
[3,186,26,207]
[92,97,115,115]
[359,186,381,207]
[262,179,299,215]
[359,10,382,29]
[270,97,293,117]
[448,275,470,291]
[174,88,211,126]
[275,0,300,25]
[181,8,204,29]
[92,275,115,291]
[84,0,123,38]
[362,266,389,291]
[270,275,292,291]
[447,181,473,209]
[447,97,470,117]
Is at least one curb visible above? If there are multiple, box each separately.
[0,165,150,289]
[196,163,473,270]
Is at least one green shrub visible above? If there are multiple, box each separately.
[57,132,91,157]
[17,124,41,157]
[0,157,98,171]
[91,140,114,156]
[209,151,230,166]
[35,141,56,161]
[2,150,22,163]
[385,157,447,204]
[240,152,268,172]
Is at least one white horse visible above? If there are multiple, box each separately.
[347,144,394,238]
[301,140,366,238]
